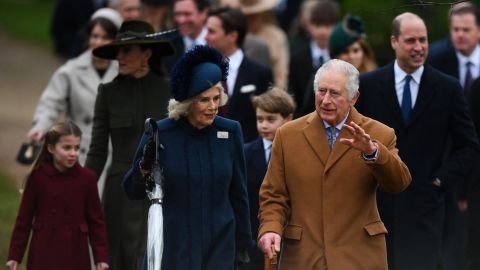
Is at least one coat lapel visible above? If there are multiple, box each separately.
[252,138,267,172]
[76,50,101,95]
[302,112,329,166]
[379,64,404,125]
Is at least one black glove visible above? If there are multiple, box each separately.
[140,138,156,172]
[235,248,250,270]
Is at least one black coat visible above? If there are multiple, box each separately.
[427,37,459,79]
[357,63,479,270]
[85,72,171,270]
[221,56,273,143]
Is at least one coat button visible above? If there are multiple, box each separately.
[84,117,91,125]
[80,148,86,154]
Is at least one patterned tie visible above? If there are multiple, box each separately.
[327,126,338,150]
[464,61,473,98]
[401,75,412,122]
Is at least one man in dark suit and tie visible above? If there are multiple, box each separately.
[206,6,273,142]
[427,4,479,269]
[357,12,479,270]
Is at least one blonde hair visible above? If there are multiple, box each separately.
[167,83,229,120]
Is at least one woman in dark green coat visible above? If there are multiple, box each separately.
[85,20,174,270]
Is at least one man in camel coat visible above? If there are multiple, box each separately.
[257,59,412,269]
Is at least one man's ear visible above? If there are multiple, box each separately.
[390,35,398,50]
[351,90,360,105]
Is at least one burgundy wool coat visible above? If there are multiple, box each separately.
[7,163,109,269]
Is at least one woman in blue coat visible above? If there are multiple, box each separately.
[123,45,253,270]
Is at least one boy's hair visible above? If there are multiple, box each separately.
[251,87,296,118]
[310,0,340,26]
[22,121,82,192]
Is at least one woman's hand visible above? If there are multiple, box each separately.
[96,262,109,270]
[27,128,44,143]
[6,260,18,270]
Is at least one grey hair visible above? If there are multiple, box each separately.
[167,83,229,120]
[312,59,359,100]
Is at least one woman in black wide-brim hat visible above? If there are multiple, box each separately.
[123,45,254,270]
[85,20,175,270]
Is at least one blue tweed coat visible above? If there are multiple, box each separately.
[123,116,253,270]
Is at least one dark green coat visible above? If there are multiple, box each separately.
[85,72,171,270]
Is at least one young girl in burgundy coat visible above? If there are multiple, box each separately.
[6,121,109,270]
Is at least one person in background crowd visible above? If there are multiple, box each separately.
[7,121,109,270]
[140,0,174,32]
[206,6,273,142]
[239,0,289,88]
[28,8,122,195]
[109,0,142,20]
[50,0,107,58]
[288,0,340,117]
[244,87,295,269]
[357,12,479,270]
[301,14,377,115]
[258,59,411,269]
[163,0,210,73]
[85,20,174,270]
[427,3,480,269]
[123,45,253,270]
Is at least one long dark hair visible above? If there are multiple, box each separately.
[21,121,82,192]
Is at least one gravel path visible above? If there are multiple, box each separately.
[0,30,62,187]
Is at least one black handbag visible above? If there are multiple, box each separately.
[16,142,40,165]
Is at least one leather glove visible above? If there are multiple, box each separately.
[235,248,250,270]
[140,138,156,172]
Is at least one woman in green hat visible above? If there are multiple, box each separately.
[85,20,174,270]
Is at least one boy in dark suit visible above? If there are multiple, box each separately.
[244,87,295,269]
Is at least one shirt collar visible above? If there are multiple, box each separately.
[322,110,350,130]
[394,60,424,84]
[183,27,208,50]
[228,49,244,70]
[456,44,480,68]
[263,138,273,151]
[310,40,329,60]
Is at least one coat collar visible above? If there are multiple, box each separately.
[302,108,361,172]
[42,162,80,178]
[75,50,119,95]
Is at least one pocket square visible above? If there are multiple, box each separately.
[240,84,256,94]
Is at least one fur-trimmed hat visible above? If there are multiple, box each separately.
[171,45,229,101]
[329,15,366,58]
[92,20,174,59]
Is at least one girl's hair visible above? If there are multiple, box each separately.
[83,17,119,52]
[22,121,82,192]
[357,39,377,74]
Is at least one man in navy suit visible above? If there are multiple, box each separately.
[206,6,273,142]
[244,88,294,269]
[357,12,479,270]
[427,4,480,269]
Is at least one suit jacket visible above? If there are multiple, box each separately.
[428,37,459,79]
[258,108,411,269]
[7,163,108,269]
[124,116,254,269]
[357,63,479,269]
[223,56,273,142]
[244,137,268,268]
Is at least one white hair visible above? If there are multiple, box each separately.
[167,83,229,120]
[312,59,360,100]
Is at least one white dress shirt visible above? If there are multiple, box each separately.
[226,49,244,97]
[456,44,480,88]
[394,61,424,108]
[183,27,208,52]
[310,40,330,68]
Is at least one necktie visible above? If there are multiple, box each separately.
[327,126,338,150]
[464,61,473,97]
[401,75,412,122]
[266,144,272,163]
[318,55,324,69]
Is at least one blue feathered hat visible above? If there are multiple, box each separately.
[171,45,229,101]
